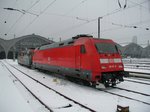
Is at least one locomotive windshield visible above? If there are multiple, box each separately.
[95,43,118,53]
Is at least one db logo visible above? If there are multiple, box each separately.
[48,57,51,61]
[109,59,114,63]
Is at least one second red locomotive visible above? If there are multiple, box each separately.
[29,34,125,87]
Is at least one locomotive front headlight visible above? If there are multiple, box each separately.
[101,66,107,69]
[118,65,123,68]
[100,59,109,64]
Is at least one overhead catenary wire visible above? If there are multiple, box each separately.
[39,0,56,15]
[37,12,89,22]
[52,0,150,37]
[64,0,88,15]
[18,0,57,35]
[1,0,18,36]
[49,9,129,36]
[27,0,148,39]
[38,0,89,35]
[3,8,39,16]
[1,0,18,37]
[50,7,122,36]
[3,0,18,23]
[5,0,41,36]
[128,0,150,11]
[89,18,150,36]
[111,22,149,30]
[55,17,150,41]
[3,0,150,41]
[91,0,149,22]
[51,21,89,36]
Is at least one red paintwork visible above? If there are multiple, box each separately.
[32,37,124,82]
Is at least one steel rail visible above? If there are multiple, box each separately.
[4,61,97,112]
[98,89,150,105]
[1,62,53,112]
[125,79,150,85]
[113,87,150,96]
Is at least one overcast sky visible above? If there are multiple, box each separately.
[0,0,150,45]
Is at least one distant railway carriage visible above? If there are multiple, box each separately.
[18,48,34,67]
[30,35,125,87]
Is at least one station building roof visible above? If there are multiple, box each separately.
[0,34,53,59]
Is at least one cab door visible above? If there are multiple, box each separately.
[75,45,86,70]
[75,45,81,70]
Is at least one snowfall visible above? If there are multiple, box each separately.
[0,59,150,112]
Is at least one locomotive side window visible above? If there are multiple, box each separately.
[80,45,86,54]
[95,43,118,53]
[115,45,119,52]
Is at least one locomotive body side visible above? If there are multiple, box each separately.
[32,36,124,86]
[32,37,93,81]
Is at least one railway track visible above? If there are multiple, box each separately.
[98,88,150,106]
[98,77,150,105]
[124,70,150,79]
[97,77,150,106]
[113,87,150,97]
[3,61,150,110]
[124,64,150,68]
[124,79,150,85]
[2,61,96,112]
[124,64,150,76]
[1,62,53,112]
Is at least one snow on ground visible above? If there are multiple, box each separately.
[124,68,150,75]
[0,59,150,112]
[123,58,150,75]
[122,58,150,65]
[0,61,44,112]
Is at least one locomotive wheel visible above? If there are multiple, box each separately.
[30,65,35,69]
[104,83,110,87]
[111,82,116,87]
[91,82,96,88]
[82,80,91,86]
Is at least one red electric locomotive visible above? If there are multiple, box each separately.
[32,34,125,87]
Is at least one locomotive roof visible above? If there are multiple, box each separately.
[38,34,112,50]
[39,38,73,50]
[38,34,91,50]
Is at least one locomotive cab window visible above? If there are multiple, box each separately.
[80,45,86,54]
[95,43,118,53]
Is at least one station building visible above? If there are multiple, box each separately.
[0,34,53,59]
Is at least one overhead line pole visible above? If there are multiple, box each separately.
[98,17,102,38]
